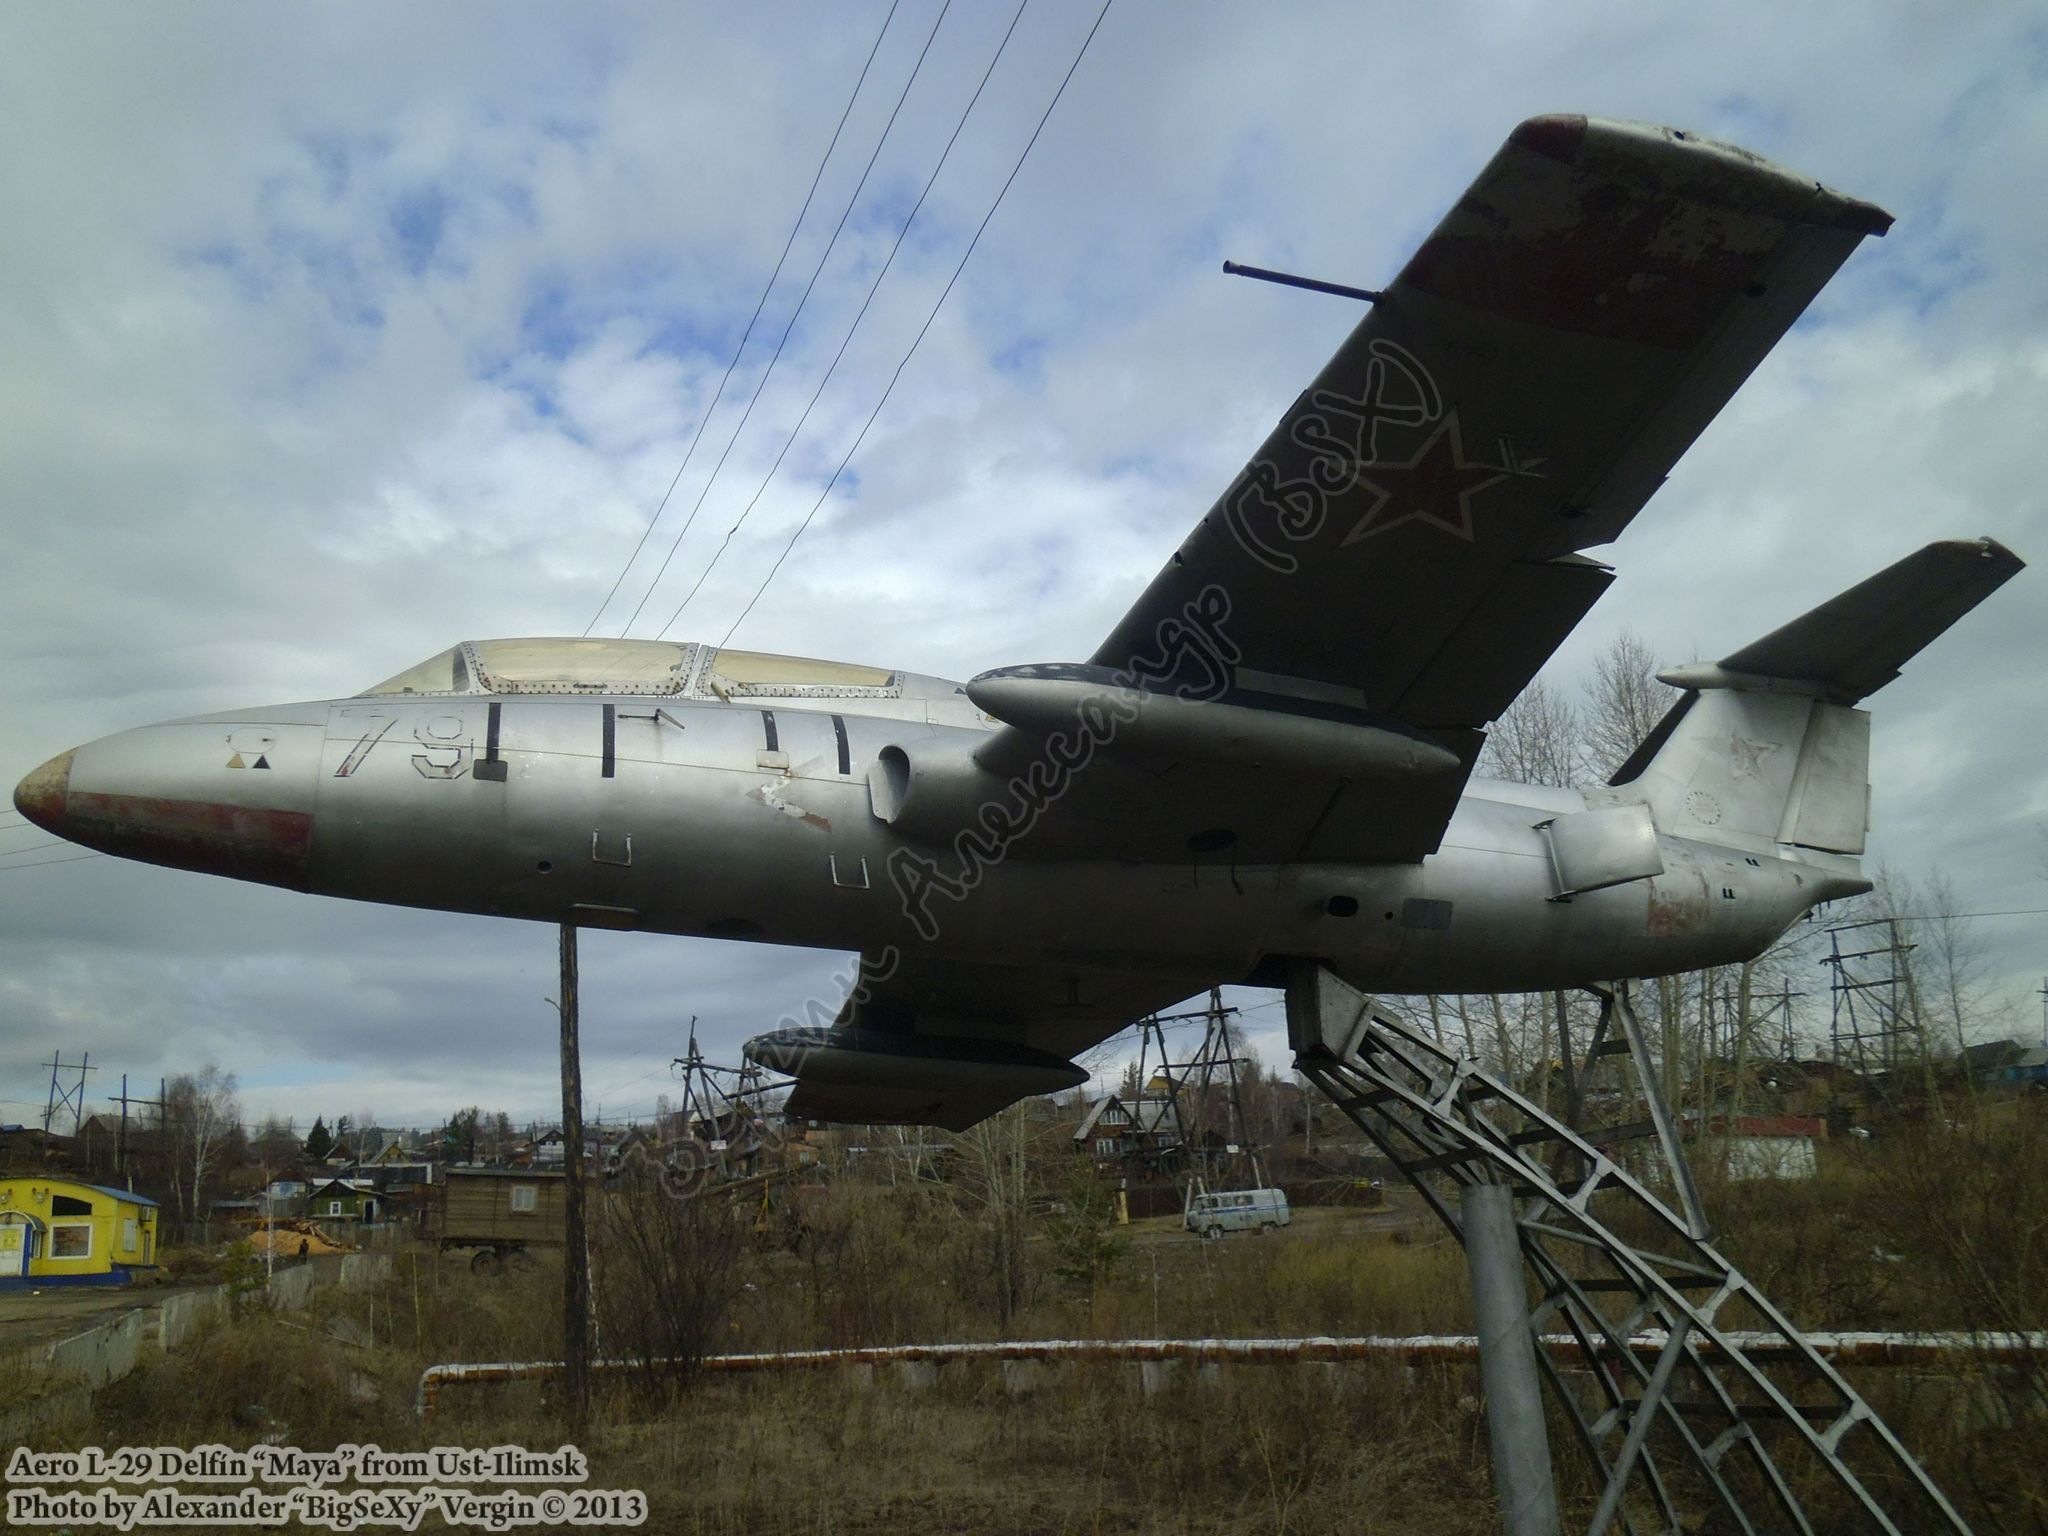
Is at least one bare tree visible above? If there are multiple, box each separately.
[1479,678,1584,787]
[594,1160,746,1398]
[1915,870,2001,1057]
[163,1067,240,1234]
[1866,867,1935,1065]
[946,1104,1042,1329]
[1231,1047,1279,1153]
[1486,993,1519,1079]
[1582,630,1670,781]
[250,1115,297,1170]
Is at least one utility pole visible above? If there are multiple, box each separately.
[42,1053,95,1141]
[1137,997,1253,1198]
[554,922,590,1429]
[115,1073,168,1196]
[112,1075,165,1190]
[1824,919,1918,1089]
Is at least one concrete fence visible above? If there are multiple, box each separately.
[266,1260,321,1311]
[4,1309,149,1445]
[156,1286,227,1350]
[44,1308,147,1392]
[4,1254,391,1442]
[341,1253,392,1291]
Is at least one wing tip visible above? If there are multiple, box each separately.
[1970,534,2027,575]
[1508,113,1589,163]
[1917,535,2026,583]
[1508,113,1895,236]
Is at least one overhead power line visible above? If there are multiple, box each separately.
[1920,906,2048,920]
[614,0,959,638]
[0,838,66,857]
[581,0,905,638]
[655,0,1033,641]
[587,1058,684,1108]
[0,851,104,874]
[717,0,1116,646]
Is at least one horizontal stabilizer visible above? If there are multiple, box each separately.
[1660,538,2023,703]
[1612,536,2022,858]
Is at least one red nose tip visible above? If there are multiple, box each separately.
[12,750,73,835]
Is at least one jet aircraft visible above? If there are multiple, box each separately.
[14,116,2023,1128]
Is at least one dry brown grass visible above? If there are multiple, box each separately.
[569,1361,1500,1536]
[36,1106,2048,1533]
[63,1230,1503,1534]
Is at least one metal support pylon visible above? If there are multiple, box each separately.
[1285,963,1970,1536]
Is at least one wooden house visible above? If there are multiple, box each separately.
[307,1177,380,1222]
[368,1162,437,1229]
[1073,1094,1183,1171]
[0,1125,67,1172]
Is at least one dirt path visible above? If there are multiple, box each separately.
[0,1281,204,1354]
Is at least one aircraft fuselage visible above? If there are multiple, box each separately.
[15,683,1856,999]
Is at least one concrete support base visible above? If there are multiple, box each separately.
[895,1360,939,1390]
[1136,1359,1179,1396]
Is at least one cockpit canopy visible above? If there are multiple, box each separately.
[359,639,899,700]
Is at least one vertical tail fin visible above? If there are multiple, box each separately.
[1609,539,2022,858]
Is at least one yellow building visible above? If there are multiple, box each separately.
[0,1177,159,1288]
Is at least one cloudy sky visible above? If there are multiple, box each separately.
[3,3,2044,1136]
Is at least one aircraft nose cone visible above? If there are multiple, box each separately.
[12,749,75,836]
[12,719,322,891]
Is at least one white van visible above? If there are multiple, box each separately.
[1184,1188,1291,1237]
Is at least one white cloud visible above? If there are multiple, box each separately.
[4,1,2044,1127]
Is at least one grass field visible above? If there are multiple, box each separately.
[28,1104,2048,1533]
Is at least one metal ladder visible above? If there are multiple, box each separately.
[1286,964,1971,1536]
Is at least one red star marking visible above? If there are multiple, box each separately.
[1339,409,1511,546]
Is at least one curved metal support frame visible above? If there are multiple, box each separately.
[1285,964,1971,1536]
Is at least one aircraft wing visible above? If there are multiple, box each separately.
[756,118,1896,1128]
[747,949,1219,1131]
[1033,115,1892,864]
